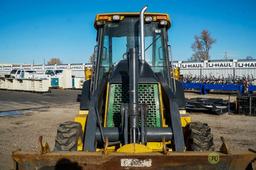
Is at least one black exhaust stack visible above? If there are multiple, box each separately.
[128,6,147,144]
[128,48,139,143]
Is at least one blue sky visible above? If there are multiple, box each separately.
[0,0,255,64]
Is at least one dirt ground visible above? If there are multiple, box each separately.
[185,92,256,150]
[0,89,80,170]
[0,90,255,169]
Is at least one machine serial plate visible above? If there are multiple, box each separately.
[120,159,152,167]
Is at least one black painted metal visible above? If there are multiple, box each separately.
[237,94,256,116]
[156,74,185,152]
[144,127,173,142]
[140,105,146,144]
[94,28,104,92]
[169,100,185,151]
[84,98,97,151]
[80,80,91,110]
[95,128,120,142]
[121,104,129,145]
[109,59,158,84]
[95,127,173,144]
[84,78,107,151]
[128,48,139,143]
[186,98,229,115]
[161,28,171,86]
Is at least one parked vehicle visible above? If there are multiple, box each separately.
[8,69,36,79]
[10,69,25,79]
[24,70,36,79]
[34,69,63,79]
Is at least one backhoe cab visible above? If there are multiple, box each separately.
[12,6,255,170]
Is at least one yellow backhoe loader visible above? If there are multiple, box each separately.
[12,6,255,170]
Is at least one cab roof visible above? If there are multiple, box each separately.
[94,12,171,28]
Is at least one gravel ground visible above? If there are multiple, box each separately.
[0,89,80,170]
[185,92,256,150]
[191,113,256,151]
[0,89,80,112]
[0,90,255,169]
[0,106,78,170]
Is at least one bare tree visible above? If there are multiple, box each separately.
[89,53,95,64]
[89,49,99,65]
[47,58,62,65]
[191,30,216,61]
[246,56,253,60]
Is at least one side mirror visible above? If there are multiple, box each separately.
[93,45,98,64]
[168,45,173,65]
[93,45,107,61]
[102,46,108,60]
[158,46,164,60]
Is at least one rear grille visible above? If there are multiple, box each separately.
[107,83,161,127]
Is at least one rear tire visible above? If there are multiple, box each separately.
[185,122,214,151]
[54,121,83,151]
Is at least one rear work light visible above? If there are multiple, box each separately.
[145,16,153,22]
[156,15,168,20]
[98,15,111,21]
[112,15,120,21]
[160,20,168,26]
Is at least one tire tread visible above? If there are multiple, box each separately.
[185,122,214,151]
[54,121,82,151]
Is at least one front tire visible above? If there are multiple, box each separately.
[54,121,83,151]
[185,122,214,151]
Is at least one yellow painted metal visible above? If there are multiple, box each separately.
[79,110,89,115]
[95,12,171,28]
[172,67,180,80]
[96,15,125,22]
[74,110,88,151]
[117,144,152,153]
[96,12,170,20]
[96,147,116,153]
[104,83,110,127]
[179,109,191,127]
[85,67,92,80]
[74,115,87,132]
[146,142,164,151]
[178,109,191,127]
[180,115,191,127]
[106,146,116,152]
[158,83,167,127]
